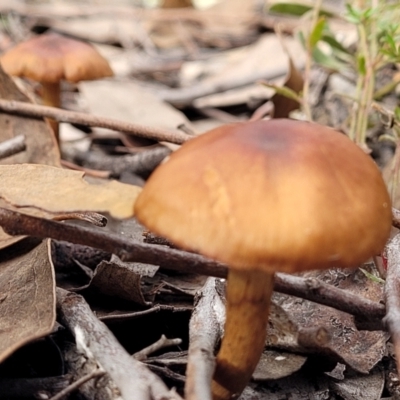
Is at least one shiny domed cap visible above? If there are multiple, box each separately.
[135,119,392,273]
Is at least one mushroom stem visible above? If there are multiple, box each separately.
[211,269,274,400]
[41,81,60,141]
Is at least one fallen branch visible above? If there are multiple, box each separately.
[56,287,182,400]
[0,208,385,326]
[64,145,171,177]
[0,134,26,160]
[0,99,190,145]
[383,233,400,374]
[185,278,225,400]
[133,335,182,362]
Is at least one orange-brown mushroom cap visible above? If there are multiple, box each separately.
[0,32,113,83]
[135,119,392,273]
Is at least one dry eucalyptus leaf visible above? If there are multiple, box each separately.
[0,65,60,167]
[267,302,299,349]
[0,239,55,363]
[79,80,194,137]
[253,350,307,381]
[89,259,152,306]
[246,369,331,399]
[273,290,387,373]
[0,164,141,219]
[329,367,385,400]
[159,33,305,106]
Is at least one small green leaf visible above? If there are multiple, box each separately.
[269,2,312,16]
[359,268,385,284]
[362,7,375,20]
[268,2,334,17]
[394,106,400,121]
[385,33,397,53]
[260,82,303,103]
[321,34,351,55]
[357,55,366,75]
[309,17,326,49]
[311,46,348,71]
[345,3,362,23]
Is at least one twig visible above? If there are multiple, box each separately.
[60,159,111,179]
[51,211,107,227]
[0,209,386,325]
[0,99,190,145]
[98,305,181,323]
[0,208,226,277]
[56,287,183,400]
[133,335,182,361]
[274,273,386,323]
[185,277,225,400]
[383,233,400,374]
[0,134,26,160]
[64,145,171,177]
[49,370,105,400]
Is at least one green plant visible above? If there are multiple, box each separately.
[266,0,400,148]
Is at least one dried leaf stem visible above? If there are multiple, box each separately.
[0,208,386,325]
[0,99,190,145]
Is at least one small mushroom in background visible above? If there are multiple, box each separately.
[134,119,392,400]
[0,32,114,141]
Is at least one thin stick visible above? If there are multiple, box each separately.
[0,134,26,159]
[0,99,190,145]
[49,370,105,400]
[0,209,386,324]
[133,335,182,361]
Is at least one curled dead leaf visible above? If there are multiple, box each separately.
[0,239,55,363]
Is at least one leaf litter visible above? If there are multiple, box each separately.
[0,0,398,399]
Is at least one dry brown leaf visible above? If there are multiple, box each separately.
[0,164,141,219]
[253,350,307,381]
[273,292,387,373]
[330,367,385,400]
[89,258,152,306]
[160,34,305,106]
[0,239,55,363]
[0,65,60,166]
[270,57,304,119]
[79,80,195,135]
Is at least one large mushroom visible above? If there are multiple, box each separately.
[0,32,113,140]
[134,119,392,400]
